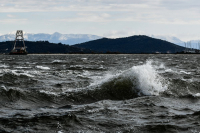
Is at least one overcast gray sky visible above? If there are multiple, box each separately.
[1,0,200,41]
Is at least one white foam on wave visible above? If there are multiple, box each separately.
[180,70,191,75]
[133,60,168,95]
[158,63,165,69]
[193,93,200,97]
[165,69,174,73]
[0,69,34,77]
[26,62,36,64]
[165,69,191,75]
[149,61,166,72]
[91,60,168,96]
[27,70,42,76]
[0,64,9,68]
[39,90,58,96]
[52,60,63,63]
[164,69,180,74]
[0,85,7,91]
[15,66,31,69]
[36,66,50,70]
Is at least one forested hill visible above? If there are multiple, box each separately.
[0,41,92,54]
[73,35,185,53]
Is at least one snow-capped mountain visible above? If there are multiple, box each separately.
[0,32,102,45]
[151,35,185,46]
[151,35,200,49]
[1,32,199,48]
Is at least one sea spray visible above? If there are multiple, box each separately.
[130,60,168,95]
[91,60,168,97]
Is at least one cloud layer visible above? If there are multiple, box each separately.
[1,0,200,24]
[1,0,200,40]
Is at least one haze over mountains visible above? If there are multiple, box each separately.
[0,32,101,45]
[151,35,184,46]
[151,35,200,48]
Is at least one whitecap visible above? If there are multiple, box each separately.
[0,64,9,68]
[28,70,42,75]
[165,69,173,72]
[19,73,34,77]
[165,69,179,74]
[52,60,63,63]
[193,93,200,97]
[0,69,34,77]
[15,66,31,69]
[0,85,7,91]
[129,60,168,95]
[36,66,50,70]
[180,71,191,75]
[158,63,165,69]
[39,90,58,96]
[26,62,36,64]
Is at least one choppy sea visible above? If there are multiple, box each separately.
[0,54,200,133]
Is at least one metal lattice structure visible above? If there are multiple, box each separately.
[13,30,26,51]
[9,30,27,55]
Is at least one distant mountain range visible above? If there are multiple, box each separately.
[0,35,185,54]
[0,32,199,49]
[151,35,184,46]
[0,32,200,49]
[74,35,185,54]
[151,35,200,48]
[0,32,102,45]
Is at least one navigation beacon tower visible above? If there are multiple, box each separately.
[9,30,27,55]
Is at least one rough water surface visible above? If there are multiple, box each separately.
[0,54,200,133]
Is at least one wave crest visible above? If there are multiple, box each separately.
[93,60,168,99]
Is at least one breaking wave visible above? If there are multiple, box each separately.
[1,58,199,106]
[58,60,169,101]
[95,60,168,97]
[0,69,34,78]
